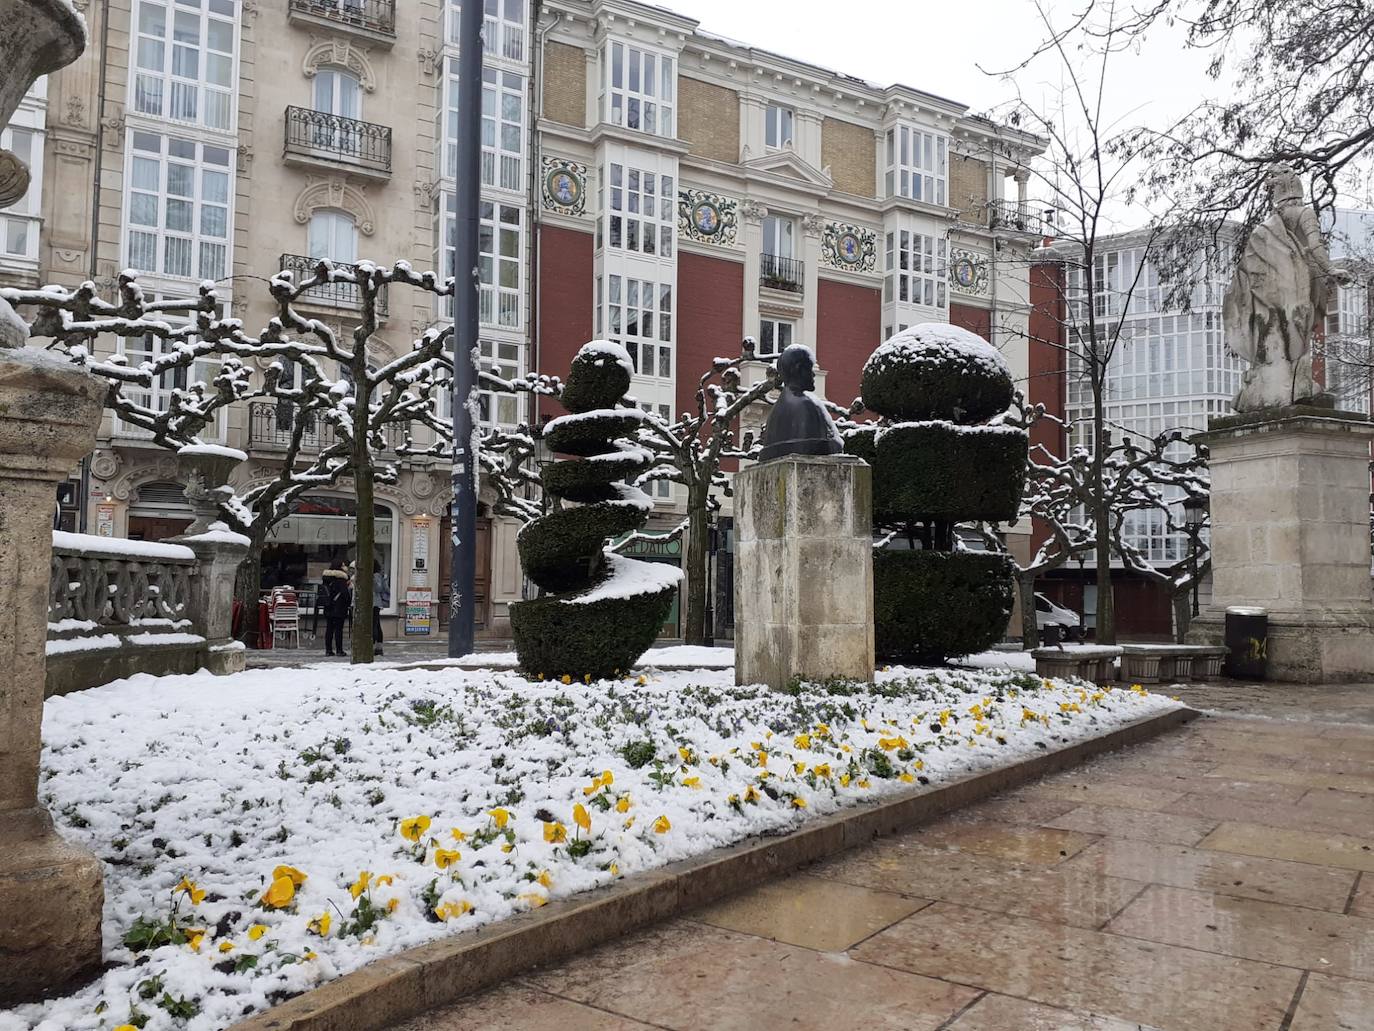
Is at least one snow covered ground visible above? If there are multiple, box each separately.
[4,663,1178,1031]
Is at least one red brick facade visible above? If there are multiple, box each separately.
[816,277,881,410]
[948,302,991,342]
[676,251,744,417]
[536,225,595,421]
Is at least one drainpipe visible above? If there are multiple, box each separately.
[530,1,553,410]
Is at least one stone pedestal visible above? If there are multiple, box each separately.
[1187,408,1374,683]
[735,454,874,690]
[175,533,250,675]
[0,347,106,1003]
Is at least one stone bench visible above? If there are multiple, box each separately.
[1120,644,1229,684]
[1030,645,1123,685]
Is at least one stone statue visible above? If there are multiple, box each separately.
[757,344,843,462]
[1225,166,1352,411]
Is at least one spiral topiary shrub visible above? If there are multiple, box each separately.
[846,323,1028,663]
[511,341,680,679]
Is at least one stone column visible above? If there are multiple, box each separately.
[1187,407,1374,682]
[0,347,106,1003]
[735,453,874,690]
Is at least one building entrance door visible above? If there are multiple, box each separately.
[439,515,491,633]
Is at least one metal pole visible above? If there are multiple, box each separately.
[447,0,483,658]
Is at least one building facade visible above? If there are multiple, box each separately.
[12,0,1043,641]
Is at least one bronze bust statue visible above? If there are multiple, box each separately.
[757,344,843,462]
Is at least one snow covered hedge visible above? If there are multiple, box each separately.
[511,342,678,678]
[873,551,1018,664]
[6,661,1178,1031]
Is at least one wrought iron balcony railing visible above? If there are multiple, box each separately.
[248,401,406,453]
[988,200,1048,236]
[284,106,392,176]
[760,253,805,294]
[288,0,396,37]
[279,253,390,316]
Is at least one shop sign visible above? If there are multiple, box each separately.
[612,533,682,559]
[404,587,432,636]
[96,503,115,538]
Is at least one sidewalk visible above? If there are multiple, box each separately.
[243,634,514,668]
[391,683,1374,1030]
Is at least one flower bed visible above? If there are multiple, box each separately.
[5,664,1178,1031]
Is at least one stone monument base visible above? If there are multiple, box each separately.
[735,453,874,690]
[0,808,103,1004]
[1186,408,1374,683]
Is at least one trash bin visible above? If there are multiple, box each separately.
[1224,606,1267,679]
[1040,623,1063,646]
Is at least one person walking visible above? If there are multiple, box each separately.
[321,561,352,657]
[372,562,390,657]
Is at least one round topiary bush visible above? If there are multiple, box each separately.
[860,324,1015,424]
[511,341,679,679]
[848,322,1028,663]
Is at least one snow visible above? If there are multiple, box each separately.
[45,634,122,656]
[210,641,247,654]
[565,550,684,606]
[7,662,1179,1031]
[181,521,251,548]
[543,407,650,434]
[578,340,635,375]
[866,323,1011,379]
[52,532,196,563]
[957,649,1038,673]
[48,618,99,634]
[126,632,206,647]
[177,444,248,462]
[637,645,735,668]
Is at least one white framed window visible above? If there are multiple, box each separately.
[132,0,237,132]
[125,131,231,282]
[640,401,673,499]
[313,67,361,119]
[600,273,672,379]
[449,0,526,62]
[765,104,794,149]
[603,40,675,137]
[442,61,524,190]
[308,210,358,263]
[884,125,947,206]
[438,338,524,428]
[884,228,946,309]
[762,215,795,258]
[0,126,41,262]
[759,318,795,354]
[118,310,226,441]
[600,162,674,257]
[436,199,523,327]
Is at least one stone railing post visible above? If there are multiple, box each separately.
[175,533,250,674]
[0,348,106,1003]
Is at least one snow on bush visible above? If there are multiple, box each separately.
[3,664,1178,1031]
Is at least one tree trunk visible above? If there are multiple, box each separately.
[1094,510,1115,644]
[351,320,376,663]
[1172,589,1192,644]
[683,482,709,646]
[233,542,264,645]
[1018,574,1040,649]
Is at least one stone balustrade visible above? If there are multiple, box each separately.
[45,527,249,696]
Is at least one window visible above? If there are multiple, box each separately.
[601,274,672,379]
[0,126,40,261]
[263,497,397,611]
[601,162,674,257]
[884,125,947,206]
[132,0,237,131]
[308,210,358,263]
[762,215,795,258]
[640,402,673,499]
[765,104,794,149]
[449,0,526,62]
[438,339,524,427]
[313,67,361,119]
[126,131,231,282]
[884,229,946,309]
[442,61,524,190]
[437,199,522,327]
[759,318,795,354]
[604,40,674,137]
[119,314,225,441]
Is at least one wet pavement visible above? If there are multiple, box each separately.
[390,681,1374,1030]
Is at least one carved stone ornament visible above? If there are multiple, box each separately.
[0,150,30,208]
[820,221,877,273]
[90,451,121,481]
[948,247,990,295]
[303,38,377,92]
[541,156,588,217]
[294,176,376,235]
[802,213,825,239]
[740,199,766,225]
[677,188,739,247]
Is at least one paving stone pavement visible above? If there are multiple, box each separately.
[390,683,1374,1030]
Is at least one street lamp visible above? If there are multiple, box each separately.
[1183,495,1208,617]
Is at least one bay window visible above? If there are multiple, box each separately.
[132,0,237,131]
[126,131,231,282]
[885,125,948,206]
[600,161,674,257]
[604,40,675,137]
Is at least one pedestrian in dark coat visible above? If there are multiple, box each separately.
[322,562,352,657]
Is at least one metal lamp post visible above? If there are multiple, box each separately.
[447,0,483,659]
[1183,496,1208,618]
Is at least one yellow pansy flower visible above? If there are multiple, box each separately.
[793,762,806,775]
[218,940,234,953]
[175,876,207,906]
[261,876,295,909]
[434,848,461,870]
[839,774,851,787]
[386,898,399,913]
[307,911,331,936]
[544,821,567,843]
[435,900,473,920]
[399,815,432,842]
[349,871,371,899]
[114,1026,139,1031]
[304,950,317,961]
[794,733,811,749]
[653,814,671,834]
[560,674,572,685]
[610,862,620,876]
[899,773,915,783]
[519,893,548,909]
[272,865,308,888]
[637,674,648,685]
[375,874,395,888]
[678,746,694,763]
[623,816,636,829]
[573,803,591,832]
[615,795,631,813]
[186,930,206,953]
[791,797,807,809]
[450,828,468,842]
[743,785,761,803]
[682,776,701,789]
[489,808,511,829]
[247,924,268,941]
[538,870,553,888]
[812,764,832,779]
